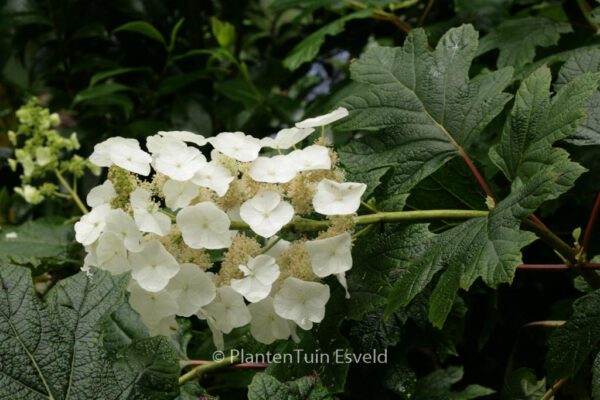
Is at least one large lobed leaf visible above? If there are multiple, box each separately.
[386,164,584,327]
[338,24,512,198]
[0,264,180,399]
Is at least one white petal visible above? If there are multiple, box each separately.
[288,145,331,172]
[312,179,366,215]
[86,180,116,207]
[129,240,180,292]
[105,209,143,252]
[133,209,172,236]
[158,130,207,146]
[128,281,178,321]
[295,107,349,128]
[248,155,297,183]
[153,142,206,181]
[177,202,232,249]
[166,263,216,316]
[107,137,152,175]
[191,161,234,196]
[261,127,315,150]
[74,204,111,245]
[204,286,251,333]
[273,277,329,329]
[305,232,353,277]
[95,232,130,274]
[248,297,293,344]
[163,180,200,210]
[208,131,262,162]
[240,191,294,238]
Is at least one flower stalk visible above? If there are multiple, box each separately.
[54,169,88,214]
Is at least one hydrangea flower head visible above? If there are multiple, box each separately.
[76,118,365,346]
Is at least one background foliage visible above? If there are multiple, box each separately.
[3,0,600,399]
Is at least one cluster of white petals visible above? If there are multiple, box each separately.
[77,108,365,347]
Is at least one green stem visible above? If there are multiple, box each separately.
[54,170,88,214]
[228,209,488,231]
[179,356,239,385]
[261,236,283,254]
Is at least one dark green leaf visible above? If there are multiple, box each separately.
[283,9,373,71]
[555,48,600,146]
[414,366,494,399]
[338,25,512,197]
[477,17,572,69]
[89,67,150,87]
[114,21,167,48]
[387,164,584,327]
[73,83,133,105]
[490,65,599,182]
[348,224,433,319]
[546,288,600,382]
[0,264,180,399]
[248,373,332,400]
[0,218,74,269]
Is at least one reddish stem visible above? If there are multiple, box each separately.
[582,192,600,254]
[459,148,548,229]
[517,263,600,270]
[458,149,495,199]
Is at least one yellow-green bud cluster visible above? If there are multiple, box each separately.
[7,99,97,204]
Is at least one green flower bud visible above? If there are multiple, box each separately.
[15,185,44,204]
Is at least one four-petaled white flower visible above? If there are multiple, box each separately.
[74,203,111,245]
[305,232,352,277]
[95,231,131,274]
[203,286,251,333]
[163,179,200,210]
[208,131,262,162]
[191,161,234,196]
[128,281,179,325]
[231,254,280,302]
[104,209,144,252]
[248,155,297,183]
[86,180,116,207]
[248,297,295,344]
[288,145,331,172]
[240,191,294,237]
[129,240,180,292]
[152,139,206,181]
[177,202,232,249]
[130,188,171,236]
[295,107,349,128]
[158,130,207,146]
[166,263,216,317]
[261,127,314,150]
[313,179,366,215]
[89,137,152,175]
[273,277,330,330]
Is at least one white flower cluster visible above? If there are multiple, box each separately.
[76,107,367,348]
